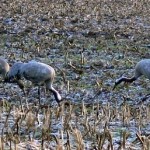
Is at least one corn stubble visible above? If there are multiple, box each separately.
[0,0,150,149]
[0,100,149,149]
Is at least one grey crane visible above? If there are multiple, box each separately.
[0,58,10,79]
[5,61,61,104]
[113,59,150,89]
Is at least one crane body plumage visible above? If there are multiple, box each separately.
[0,58,10,78]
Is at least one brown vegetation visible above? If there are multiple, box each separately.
[0,0,150,149]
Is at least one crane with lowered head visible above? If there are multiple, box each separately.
[113,59,150,89]
[5,61,62,104]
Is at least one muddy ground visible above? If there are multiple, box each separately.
[0,0,150,149]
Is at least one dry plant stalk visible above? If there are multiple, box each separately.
[136,133,150,150]
[82,115,90,137]
[52,135,63,150]
[65,130,71,150]
[11,115,21,133]
[63,103,75,130]
[67,80,70,92]
[63,113,71,130]
[106,130,113,150]
[80,51,85,65]
[13,108,30,131]
[71,128,84,150]
[96,123,114,150]
[41,107,52,149]
[81,100,87,116]
[25,110,36,131]
[55,102,65,120]
[42,107,52,132]
[2,106,12,135]
[0,137,4,150]
[49,131,63,150]
[97,132,106,150]
[68,62,83,74]
[121,130,130,149]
